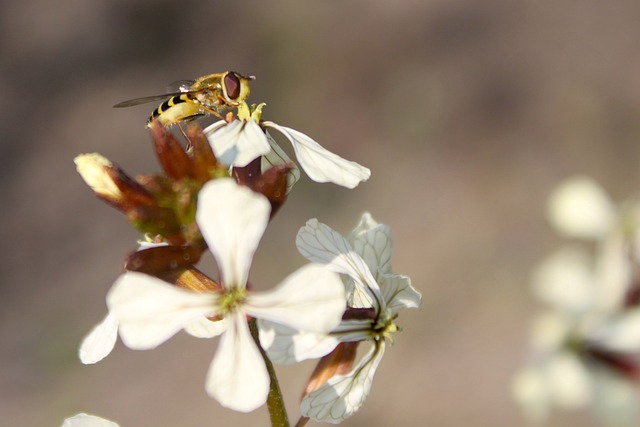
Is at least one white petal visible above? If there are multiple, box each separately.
[262,131,301,191]
[246,264,346,333]
[511,367,552,422]
[301,342,385,423]
[196,179,270,289]
[331,319,376,343]
[594,233,633,311]
[547,175,615,239]
[264,122,370,189]
[206,120,271,167]
[590,308,640,352]
[591,366,639,424]
[184,316,228,339]
[61,413,119,427]
[547,352,592,409]
[378,273,421,313]
[107,272,218,350]
[205,311,269,412]
[203,120,227,133]
[531,247,595,313]
[258,320,340,364]
[347,213,393,278]
[79,313,118,364]
[297,218,382,310]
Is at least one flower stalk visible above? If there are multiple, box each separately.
[248,318,290,427]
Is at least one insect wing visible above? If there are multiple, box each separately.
[168,79,196,93]
[113,92,185,108]
[113,89,208,108]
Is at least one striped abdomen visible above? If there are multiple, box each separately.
[147,93,202,127]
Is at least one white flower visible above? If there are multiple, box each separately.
[513,242,640,424]
[61,413,118,427]
[106,179,346,412]
[204,103,370,189]
[261,213,421,423]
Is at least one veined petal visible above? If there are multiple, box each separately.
[79,313,118,364]
[262,131,301,191]
[547,175,615,239]
[206,120,270,167]
[347,213,393,278]
[184,316,228,339]
[258,320,341,364]
[297,218,382,310]
[196,179,270,289]
[107,272,218,350]
[205,311,269,412]
[246,264,346,332]
[301,342,385,423]
[332,319,377,343]
[61,413,119,427]
[264,121,370,189]
[378,273,421,313]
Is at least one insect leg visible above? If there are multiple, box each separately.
[177,122,193,149]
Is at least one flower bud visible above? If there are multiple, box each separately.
[124,244,203,276]
[75,153,154,209]
[150,121,192,181]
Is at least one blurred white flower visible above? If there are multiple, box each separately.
[513,237,640,424]
[260,213,421,423]
[205,102,370,189]
[106,179,346,412]
[61,413,118,427]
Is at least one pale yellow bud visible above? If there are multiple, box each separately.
[74,153,122,201]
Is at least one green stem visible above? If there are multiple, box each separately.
[249,318,290,427]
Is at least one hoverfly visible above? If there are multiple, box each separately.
[114,71,255,127]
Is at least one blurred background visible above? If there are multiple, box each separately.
[2,0,640,426]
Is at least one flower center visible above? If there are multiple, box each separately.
[371,311,398,343]
[219,287,249,315]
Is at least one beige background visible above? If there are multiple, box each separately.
[2,1,640,426]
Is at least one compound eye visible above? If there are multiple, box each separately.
[224,72,241,100]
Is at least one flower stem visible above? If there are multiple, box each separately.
[249,318,290,427]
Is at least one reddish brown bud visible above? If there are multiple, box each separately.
[342,307,377,321]
[252,164,292,218]
[187,124,220,183]
[232,157,262,187]
[124,245,203,276]
[150,121,192,181]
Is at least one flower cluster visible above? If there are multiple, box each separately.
[513,176,640,425]
[64,93,418,427]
